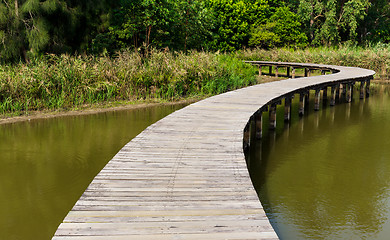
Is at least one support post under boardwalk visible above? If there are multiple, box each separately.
[330,86,336,106]
[323,87,328,102]
[342,83,347,95]
[299,93,305,116]
[243,124,250,151]
[284,97,292,122]
[305,91,310,109]
[314,89,321,111]
[258,65,262,76]
[346,83,352,103]
[292,67,295,78]
[269,104,277,130]
[360,81,365,99]
[335,84,340,100]
[339,83,344,99]
[366,79,371,98]
[254,111,263,139]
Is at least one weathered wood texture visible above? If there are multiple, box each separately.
[53,62,375,239]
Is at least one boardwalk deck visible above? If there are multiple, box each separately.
[53,63,375,239]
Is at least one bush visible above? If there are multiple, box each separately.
[249,7,308,49]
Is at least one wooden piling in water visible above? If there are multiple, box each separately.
[330,86,336,106]
[243,124,250,151]
[346,83,352,103]
[360,81,365,99]
[269,104,277,130]
[366,79,371,98]
[323,87,328,102]
[255,111,263,139]
[299,93,306,116]
[339,84,344,99]
[342,83,347,96]
[284,97,292,122]
[314,89,321,111]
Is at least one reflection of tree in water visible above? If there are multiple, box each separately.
[248,88,390,239]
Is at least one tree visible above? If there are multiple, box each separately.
[106,0,173,51]
[249,6,308,48]
[359,0,390,43]
[298,0,371,45]
[0,0,79,62]
[172,0,214,51]
[206,0,270,51]
[98,0,213,53]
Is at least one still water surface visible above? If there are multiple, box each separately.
[249,84,390,239]
[0,104,186,240]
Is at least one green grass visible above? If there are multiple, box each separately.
[1,44,388,116]
[235,43,390,79]
[0,50,258,115]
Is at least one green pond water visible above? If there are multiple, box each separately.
[0,103,186,240]
[248,84,390,239]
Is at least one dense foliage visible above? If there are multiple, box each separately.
[0,0,389,62]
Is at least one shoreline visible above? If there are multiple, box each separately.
[0,98,201,125]
[0,78,387,126]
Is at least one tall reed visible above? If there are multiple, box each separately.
[236,43,390,79]
[0,50,257,115]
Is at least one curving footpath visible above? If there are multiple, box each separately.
[53,62,375,239]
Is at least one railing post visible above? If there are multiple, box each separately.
[304,68,309,77]
[269,66,272,76]
[287,67,290,78]
[275,66,279,77]
[258,65,262,77]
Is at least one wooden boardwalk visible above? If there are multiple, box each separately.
[53,62,375,239]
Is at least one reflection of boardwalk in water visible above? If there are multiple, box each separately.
[53,62,374,239]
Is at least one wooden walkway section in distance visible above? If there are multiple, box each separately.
[53,62,375,240]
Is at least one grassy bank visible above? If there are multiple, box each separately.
[236,44,390,79]
[0,50,257,115]
[0,45,388,116]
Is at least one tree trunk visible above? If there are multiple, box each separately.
[14,0,18,17]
